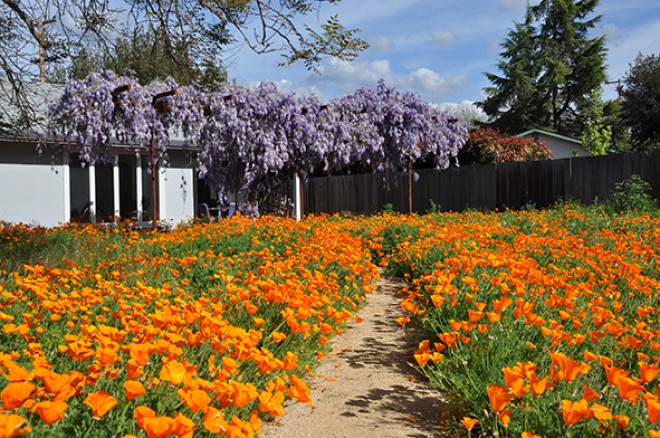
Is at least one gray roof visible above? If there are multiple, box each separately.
[0,79,64,137]
[0,79,192,148]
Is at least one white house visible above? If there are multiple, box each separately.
[517,128,587,159]
[0,81,197,228]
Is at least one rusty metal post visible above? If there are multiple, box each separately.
[408,162,413,215]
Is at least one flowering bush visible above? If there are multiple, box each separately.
[460,128,552,164]
[42,74,468,216]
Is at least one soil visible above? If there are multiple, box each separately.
[261,273,450,438]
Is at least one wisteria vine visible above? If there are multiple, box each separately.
[42,74,468,215]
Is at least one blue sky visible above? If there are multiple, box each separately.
[225,0,660,106]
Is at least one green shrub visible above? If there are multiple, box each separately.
[605,174,658,213]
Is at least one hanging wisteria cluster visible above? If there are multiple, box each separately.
[42,74,468,215]
[40,71,188,167]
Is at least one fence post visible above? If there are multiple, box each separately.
[295,174,302,221]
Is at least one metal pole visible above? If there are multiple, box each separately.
[408,162,413,215]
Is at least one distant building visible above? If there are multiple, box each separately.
[517,128,587,160]
[0,81,197,227]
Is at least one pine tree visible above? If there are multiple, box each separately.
[481,0,607,137]
[481,10,549,134]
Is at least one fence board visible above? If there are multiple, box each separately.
[303,150,660,215]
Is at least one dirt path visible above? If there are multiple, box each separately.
[261,273,448,438]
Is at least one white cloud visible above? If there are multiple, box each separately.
[429,30,458,45]
[598,23,623,44]
[311,59,394,93]
[403,68,467,96]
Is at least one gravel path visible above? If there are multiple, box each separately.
[261,274,448,438]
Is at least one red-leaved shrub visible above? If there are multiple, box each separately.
[461,128,553,164]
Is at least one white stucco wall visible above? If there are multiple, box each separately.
[0,142,68,227]
[158,151,195,227]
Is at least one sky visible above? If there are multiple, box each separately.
[224,0,660,106]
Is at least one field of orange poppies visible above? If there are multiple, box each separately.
[0,216,378,437]
[1,207,659,437]
[362,207,660,437]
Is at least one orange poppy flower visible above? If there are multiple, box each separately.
[1,381,36,411]
[83,391,118,419]
[640,362,660,383]
[177,388,211,413]
[549,351,590,382]
[134,406,156,429]
[395,316,410,326]
[644,393,660,422]
[0,414,31,437]
[561,399,592,426]
[487,385,514,413]
[42,371,71,396]
[530,376,549,397]
[521,433,542,438]
[232,381,259,408]
[142,416,175,438]
[288,375,312,404]
[2,361,30,382]
[613,414,630,431]
[203,406,228,434]
[497,409,511,426]
[583,350,598,362]
[124,380,146,401]
[460,416,478,431]
[159,360,187,386]
[171,413,195,438]
[583,385,600,402]
[590,403,613,421]
[33,400,68,425]
[259,390,286,417]
[615,376,644,403]
[271,332,287,343]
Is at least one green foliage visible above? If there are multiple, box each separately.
[284,15,369,70]
[481,0,607,137]
[60,26,228,89]
[426,199,442,214]
[602,98,632,152]
[622,53,660,151]
[381,203,395,214]
[605,174,658,214]
[581,87,612,155]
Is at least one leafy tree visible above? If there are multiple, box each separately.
[481,0,607,137]
[57,26,229,90]
[602,98,631,152]
[621,52,660,151]
[1,0,368,132]
[581,86,611,155]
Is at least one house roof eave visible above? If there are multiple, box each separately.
[516,128,583,145]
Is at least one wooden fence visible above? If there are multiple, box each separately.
[303,150,660,215]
